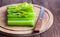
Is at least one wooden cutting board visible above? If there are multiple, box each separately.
[0,4,53,34]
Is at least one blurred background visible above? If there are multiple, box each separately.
[0,0,60,37]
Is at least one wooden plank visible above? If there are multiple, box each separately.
[0,0,2,6]
[32,0,49,8]
[2,0,23,6]
[2,0,32,6]
[32,0,44,5]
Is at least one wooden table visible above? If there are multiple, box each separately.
[0,0,60,37]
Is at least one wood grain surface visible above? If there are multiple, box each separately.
[0,0,2,7]
[0,0,60,37]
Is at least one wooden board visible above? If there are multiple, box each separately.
[0,4,53,35]
[0,0,2,7]
[2,0,32,6]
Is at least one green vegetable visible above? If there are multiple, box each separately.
[8,20,34,27]
[7,2,35,27]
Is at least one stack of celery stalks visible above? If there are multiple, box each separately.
[8,2,35,27]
